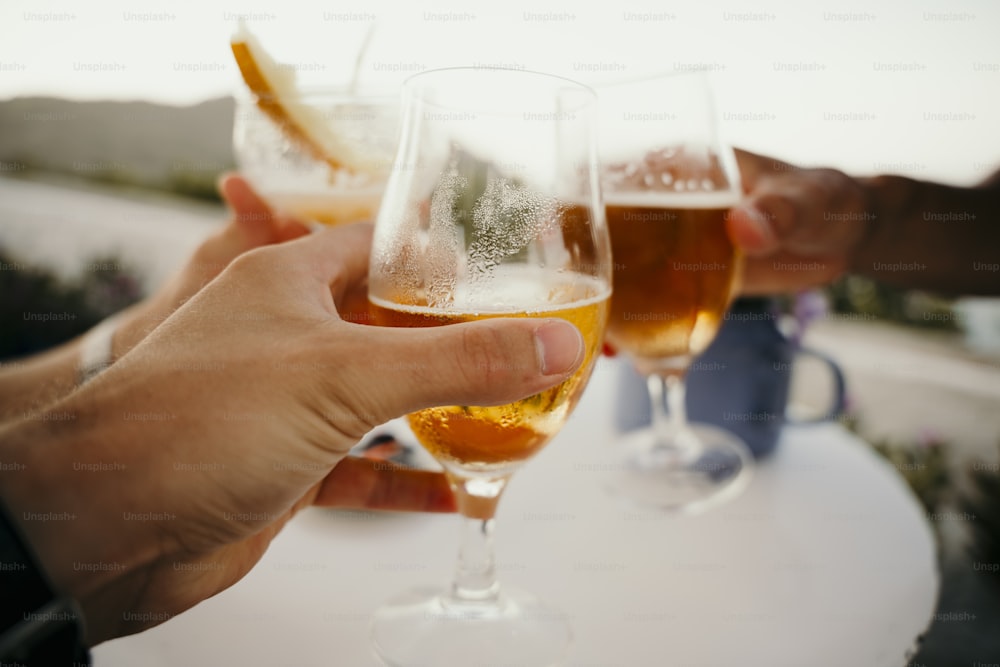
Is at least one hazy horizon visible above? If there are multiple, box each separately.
[2,0,999,184]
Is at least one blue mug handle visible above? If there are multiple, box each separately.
[785,346,846,424]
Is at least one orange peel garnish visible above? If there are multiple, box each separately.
[231,22,369,173]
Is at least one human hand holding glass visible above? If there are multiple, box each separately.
[600,72,753,512]
[368,68,611,666]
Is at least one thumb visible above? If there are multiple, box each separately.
[726,197,783,256]
[728,150,800,256]
[729,164,867,259]
[340,317,586,427]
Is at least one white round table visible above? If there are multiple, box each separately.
[93,359,938,666]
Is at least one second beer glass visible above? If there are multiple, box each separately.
[600,72,753,512]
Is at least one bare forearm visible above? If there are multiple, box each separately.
[855,173,1000,295]
[0,340,81,423]
[0,303,151,424]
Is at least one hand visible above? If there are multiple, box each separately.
[0,223,585,645]
[112,174,310,358]
[726,149,872,294]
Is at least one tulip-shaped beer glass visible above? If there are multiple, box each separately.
[368,68,611,666]
[600,72,753,512]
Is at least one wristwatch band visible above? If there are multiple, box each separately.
[77,314,122,386]
[0,499,89,665]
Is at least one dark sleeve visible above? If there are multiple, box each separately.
[0,499,90,666]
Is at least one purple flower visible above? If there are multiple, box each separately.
[789,289,829,343]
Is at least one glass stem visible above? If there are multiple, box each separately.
[450,515,500,603]
[446,474,508,605]
[647,372,696,458]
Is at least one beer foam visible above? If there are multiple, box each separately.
[603,190,740,209]
[370,268,610,316]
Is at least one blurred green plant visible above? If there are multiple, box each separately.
[826,275,959,331]
[5,158,225,203]
[168,169,223,202]
[959,448,1000,588]
[847,409,1000,587]
[0,249,142,359]
[870,436,953,515]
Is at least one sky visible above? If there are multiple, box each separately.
[1,0,998,184]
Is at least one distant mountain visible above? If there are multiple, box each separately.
[0,96,235,199]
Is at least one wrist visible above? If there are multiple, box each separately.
[109,301,161,363]
[78,314,124,386]
[850,174,907,276]
[78,299,157,387]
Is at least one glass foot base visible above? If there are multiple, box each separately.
[371,586,571,666]
[606,423,753,514]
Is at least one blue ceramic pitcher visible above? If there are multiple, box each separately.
[614,297,846,459]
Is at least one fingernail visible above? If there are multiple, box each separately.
[216,172,234,201]
[534,321,584,376]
